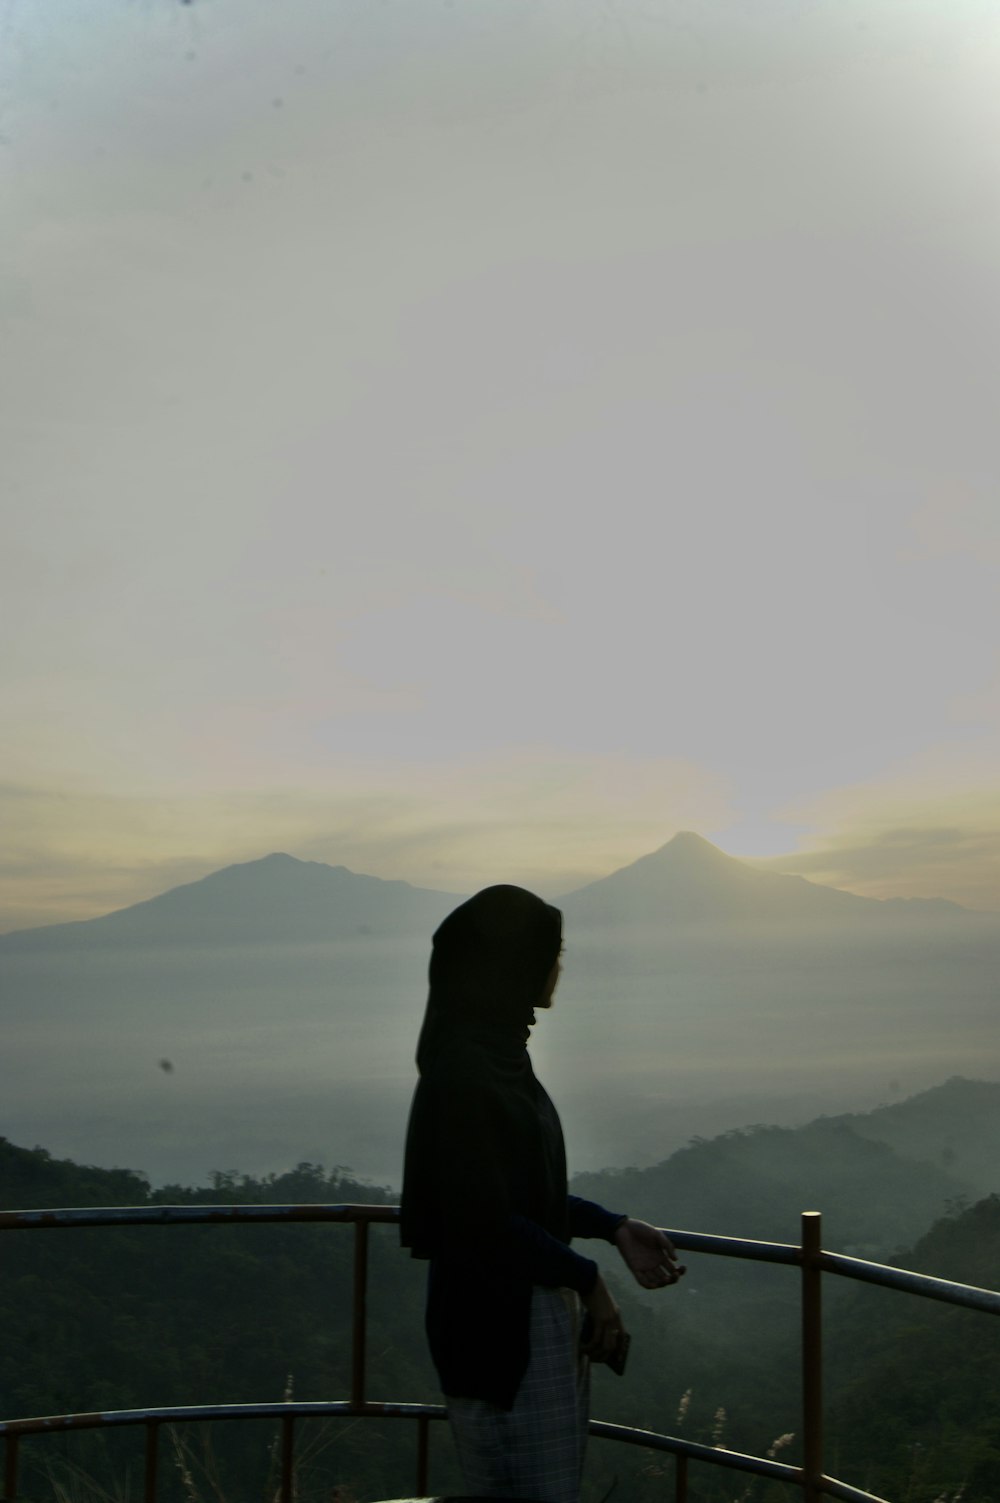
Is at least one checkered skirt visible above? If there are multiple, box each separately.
[447,1286,590,1503]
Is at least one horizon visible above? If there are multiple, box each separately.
[4,1068,999,1191]
[4,814,998,1188]
[4,828,995,939]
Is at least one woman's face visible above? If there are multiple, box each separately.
[535,957,562,1010]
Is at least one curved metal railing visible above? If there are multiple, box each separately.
[1,1203,998,1503]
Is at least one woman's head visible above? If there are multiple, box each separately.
[418,885,563,1063]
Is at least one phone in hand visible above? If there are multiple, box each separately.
[580,1316,631,1376]
[606,1329,630,1377]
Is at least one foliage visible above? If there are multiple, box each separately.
[3,1133,999,1501]
[572,1117,965,1256]
[0,1139,440,1502]
[825,1195,1000,1503]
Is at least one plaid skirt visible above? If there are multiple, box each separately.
[447,1286,590,1503]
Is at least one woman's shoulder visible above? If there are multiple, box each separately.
[420,1037,530,1114]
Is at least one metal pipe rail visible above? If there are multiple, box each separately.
[2,1203,998,1503]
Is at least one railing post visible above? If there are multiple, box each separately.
[280,1415,295,1503]
[801,1210,823,1503]
[143,1421,159,1503]
[352,1217,370,1408]
[674,1451,688,1502]
[4,1433,19,1501]
[416,1413,430,1496]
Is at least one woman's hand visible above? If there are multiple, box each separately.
[581,1274,625,1360]
[614,1217,686,1289]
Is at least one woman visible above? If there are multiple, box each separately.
[401,884,683,1503]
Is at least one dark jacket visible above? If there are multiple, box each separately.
[402,1025,623,1407]
[400,884,624,1408]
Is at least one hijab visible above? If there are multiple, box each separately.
[416,884,563,1071]
[400,885,564,1256]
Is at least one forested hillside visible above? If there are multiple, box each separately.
[0,1141,445,1503]
[571,1116,965,1257]
[826,1196,1000,1503]
[2,1125,998,1503]
[832,1076,1000,1201]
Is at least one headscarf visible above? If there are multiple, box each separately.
[415,884,563,1072]
[400,885,564,1256]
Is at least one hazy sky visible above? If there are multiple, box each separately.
[3,0,999,929]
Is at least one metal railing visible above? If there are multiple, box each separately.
[2,1203,998,1503]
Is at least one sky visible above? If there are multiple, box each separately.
[3,0,1000,931]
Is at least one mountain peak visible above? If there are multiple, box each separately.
[559,830,881,925]
[207,852,352,883]
[1,852,463,950]
[656,831,731,859]
[607,831,745,880]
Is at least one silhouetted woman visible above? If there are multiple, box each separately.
[401,884,682,1503]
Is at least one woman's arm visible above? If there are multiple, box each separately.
[568,1193,627,1242]
[568,1196,686,1287]
[490,1212,600,1292]
[613,1217,685,1287]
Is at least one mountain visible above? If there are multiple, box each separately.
[830,1076,1000,1200]
[3,834,979,952]
[571,1075,1000,1255]
[0,853,464,951]
[572,1114,967,1258]
[558,830,972,928]
[4,837,997,1191]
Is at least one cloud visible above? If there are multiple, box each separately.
[907,494,1000,570]
[752,789,1000,913]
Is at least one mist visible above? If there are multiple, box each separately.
[5,909,997,1189]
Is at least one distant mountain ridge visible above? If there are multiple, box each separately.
[3,1101,997,1502]
[829,1076,1000,1198]
[0,853,463,951]
[571,1074,1000,1254]
[1,832,979,950]
[559,830,970,927]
